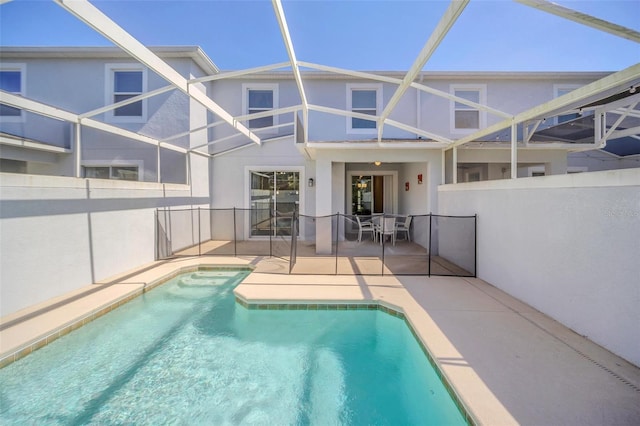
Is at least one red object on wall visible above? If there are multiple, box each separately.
[405,182,410,191]
[417,174,423,184]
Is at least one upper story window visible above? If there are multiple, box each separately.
[0,64,25,122]
[554,85,582,123]
[242,83,278,129]
[450,84,486,133]
[347,83,381,134]
[105,64,147,122]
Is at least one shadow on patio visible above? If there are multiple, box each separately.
[174,238,472,276]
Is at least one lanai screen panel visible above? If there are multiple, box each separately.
[0,111,72,150]
[207,137,255,156]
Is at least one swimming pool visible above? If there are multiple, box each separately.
[0,269,466,425]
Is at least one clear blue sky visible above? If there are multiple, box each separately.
[1,0,639,71]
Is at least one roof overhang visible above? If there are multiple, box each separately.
[0,45,220,75]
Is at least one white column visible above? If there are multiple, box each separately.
[545,155,568,176]
[315,158,333,254]
[157,144,161,183]
[452,147,458,184]
[74,121,82,178]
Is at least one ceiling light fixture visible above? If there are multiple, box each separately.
[374,161,381,166]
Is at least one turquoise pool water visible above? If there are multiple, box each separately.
[0,269,465,425]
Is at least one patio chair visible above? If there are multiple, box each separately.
[356,215,375,242]
[377,217,397,245]
[395,215,412,242]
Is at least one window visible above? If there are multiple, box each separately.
[351,90,376,129]
[450,85,486,133]
[105,64,146,122]
[248,90,273,128]
[242,84,278,129]
[0,159,27,173]
[0,64,25,121]
[83,165,139,181]
[554,85,582,124]
[468,172,481,182]
[347,83,382,133]
[114,71,143,116]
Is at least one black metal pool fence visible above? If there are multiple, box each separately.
[156,208,477,277]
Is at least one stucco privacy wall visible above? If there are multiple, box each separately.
[0,173,209,316]
[438,169,640,366]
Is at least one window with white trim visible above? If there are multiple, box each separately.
[347,83,381,133]
[105,64,147,122]
[554,85,582,124]
[83,165,139,181]
[450,85,486,133]
[0,64,25,121]
[242,84,278,129]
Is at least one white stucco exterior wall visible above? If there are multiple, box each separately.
[438,169,640,366]
[0,172,210,317]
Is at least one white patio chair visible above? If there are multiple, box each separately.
[356,215,375,242]
[395,215,412,242]
[378,217,397,245]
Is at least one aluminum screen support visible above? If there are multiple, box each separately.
[515,0,640,43]
[55,0,260,145]
[272,0,309,143]
[378,0,469,141]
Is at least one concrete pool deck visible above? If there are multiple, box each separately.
[1,256,639,425]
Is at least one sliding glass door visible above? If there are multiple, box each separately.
[250,171,299,237]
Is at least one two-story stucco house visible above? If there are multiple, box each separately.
[2,48,637,197]
[2,46,638,254]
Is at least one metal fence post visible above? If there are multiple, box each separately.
[474,214,478,278]
[233,207,237,257]
[198,206,201,256]
[154,208,158,260]
[269,208,273,257]
[289,210,297,274]
[381,214,386,276]
[335,213,340,275]
[428,213,432,277]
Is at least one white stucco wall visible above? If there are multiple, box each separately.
[208,74,609,144]
[209,137,307,208]
[0,173,210,316]
[438,168,640,366]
